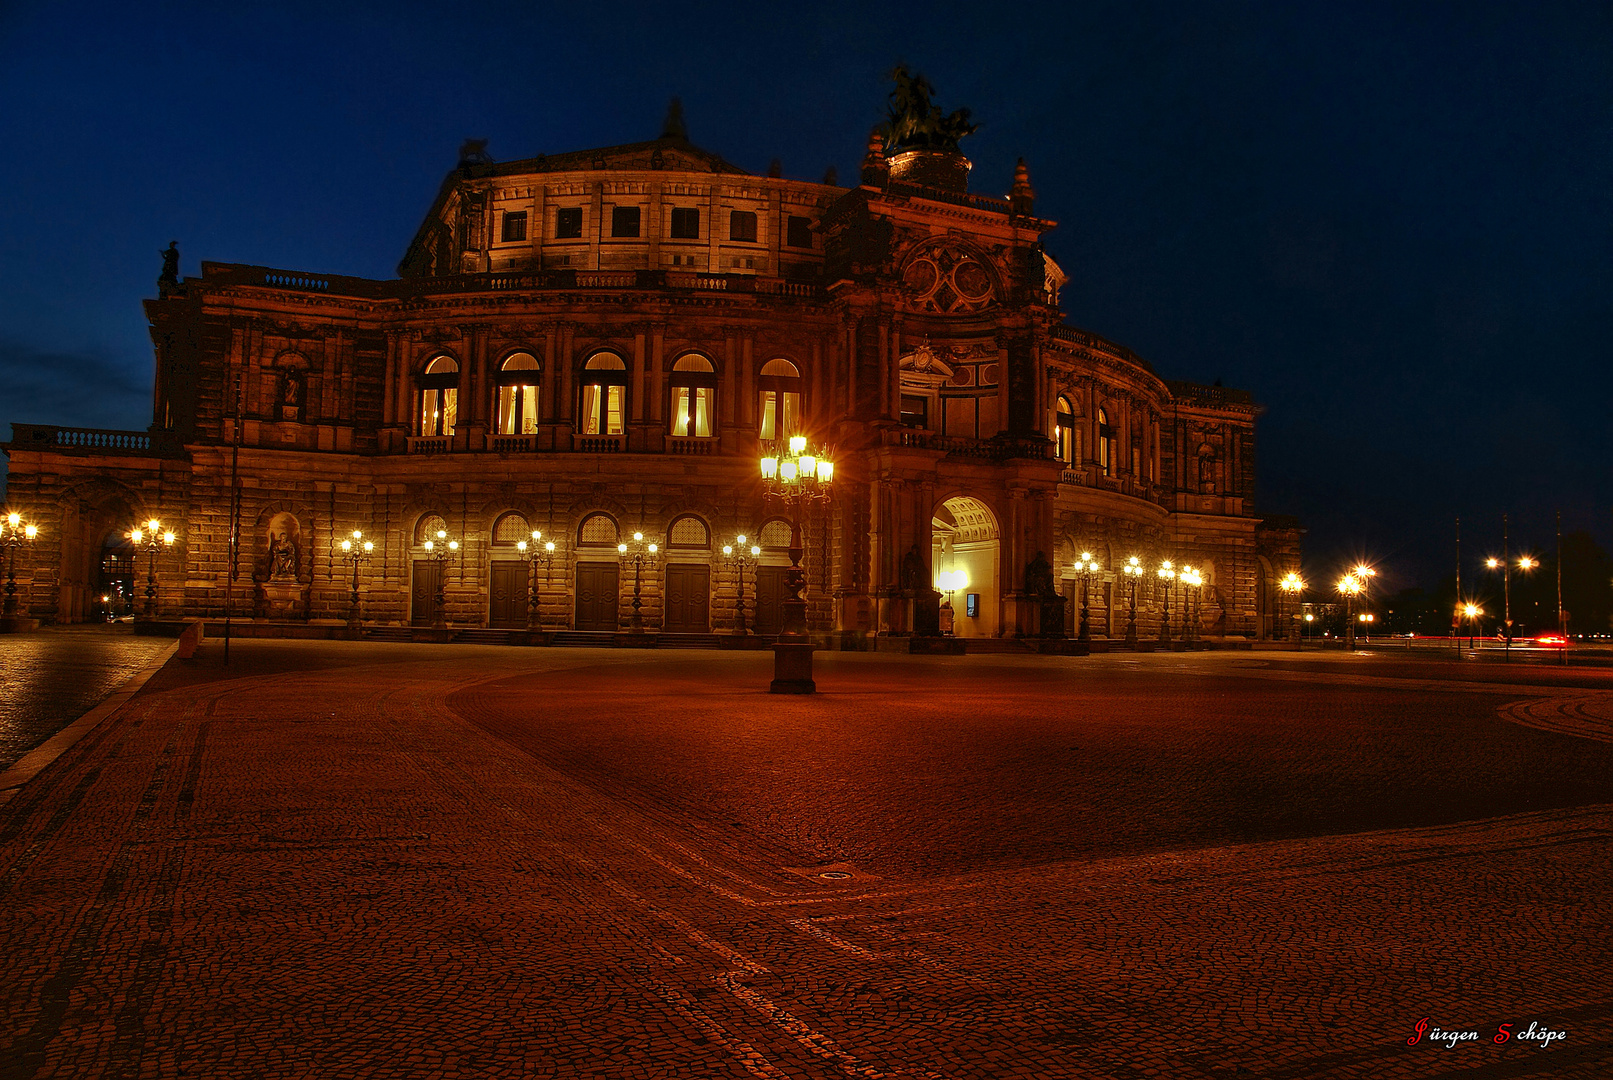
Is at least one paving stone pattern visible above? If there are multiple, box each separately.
[0,643,1610,1078]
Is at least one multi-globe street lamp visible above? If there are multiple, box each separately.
[721,536,761,636]
[516,530,558,631]
[1337,573,1362,648]
[338,529,374,629]
[129,518,175,619]
[760,435,834,693]
[1357,611,1375,642]
[937,568,968,636]
[1122,555,1144,645]
[1486,553,1536,660]
[2,511,40,619]
[421,529,459,629]
[1072,551,1100,641]
[1156,559,1176,647]
[1179,565,1202,646]
[1278,571,1304,645]
[617,531,659,633]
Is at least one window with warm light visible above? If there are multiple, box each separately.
[1096,407,1113,475]
[757,358,802,441]
[669,354,716,438]
[1055,395,1075,463]
[417,356,458,437]
[495,353,540,435]
[580,352,627,435]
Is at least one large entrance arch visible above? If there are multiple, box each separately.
[54,485,141,623]
[931,496,1000,637]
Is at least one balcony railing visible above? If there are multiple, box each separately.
[667,437,717,455]
[490,434,538,453]
[5,424,185,457]
[407,436,450,454]
[880,428,1052,462]
[573,434,624,453]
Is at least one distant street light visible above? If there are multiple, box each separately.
[1179,566,1203,646]
[1337,573,1362,648]
[1122,556,1144,646]
[421,530,459,629]
[1156,559,1176,647]
[1072,551,1100,641]
[130,518,176,619]
[1462,602,1483,648]
[617,531,659,633]
[721,536,761,636]
[338,529,374,629]
[2,511,40,619]
[516,530,558,630]
[1279,571,1304,647]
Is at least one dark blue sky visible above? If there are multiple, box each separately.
[2,0,1607,591]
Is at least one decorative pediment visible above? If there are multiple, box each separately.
[899,341,955,381]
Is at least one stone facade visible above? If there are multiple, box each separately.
[3,123,1301,640]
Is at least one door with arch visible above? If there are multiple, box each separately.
[929,496,1001,637]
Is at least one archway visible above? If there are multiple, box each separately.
[55,485,140,623]
[930,496,1000,637]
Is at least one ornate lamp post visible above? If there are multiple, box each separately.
[516,530,558,630]
[721,535,761,635]
[1486,550,1535,661]
[1072,551,1100,641]
[1337,573,1362,648]
[1156,559,1176,647]
[2,512,40,618]
[421,529,459,629]
[617,531,659,633]
[1180,566,1202,646]
[760,435,834,693]
[339,530,374,629]
[1122,555,1143,645]
[1279,571,1305,647]
[129,518,175,619]
[937,569,968,636]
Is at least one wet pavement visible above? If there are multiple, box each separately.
[0,625,170,771]
[0,641,1609,1078]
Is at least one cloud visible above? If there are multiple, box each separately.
[0,338,151,433]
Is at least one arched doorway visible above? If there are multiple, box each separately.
[930,496,1000,637]
[55,485,140,623]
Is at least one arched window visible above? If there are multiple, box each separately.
[758,518,793,550]
[491,512,531,546]
[669,354,716,438]
[578,512,619,547]
[758,358,801,442]
[495,353,540,435]
[415,513,448,545]
[1055,395,1075,464]
[1096,406,1114,476]
[417,356,459,437]
[579,352,627,435]
[667,515,710,549]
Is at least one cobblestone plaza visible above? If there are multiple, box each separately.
[1,643,1608,1078]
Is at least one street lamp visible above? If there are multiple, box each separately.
[617,531,659,633]
[421,529,459,629]
[1461,602,1483,649]
[760,434,834,693]
[1156,559,1176,647]
[1303,611,1315,645]
[1072,551,1100,641]
[1486,552,1536,660]
[1122,555,1144,645]
[129,517,176,619]
[1337,573,1362,648]
[1279,572,1305,647]
[338,530,374,629]
[515,530,558,631]
[721,536,761,635]
[2,511,40,619]
[1180,566,1202,646]
[937,568,968,636]
[1358,611,1375,642]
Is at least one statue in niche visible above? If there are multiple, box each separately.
[899,544,927,594]
[255,512,304,584]
[159,241,179,286]
[1024,550,1056,601]
[268,531,299,581]
[280,372,303,421]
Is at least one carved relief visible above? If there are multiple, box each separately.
[898,241,999,314]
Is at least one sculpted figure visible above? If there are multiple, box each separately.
[899,544,926,593]
[269,531,299,581]
[159,241,179,284]
[880,65,979,153]
[1024,550,1056,602]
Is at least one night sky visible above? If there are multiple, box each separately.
[1,1,1607,593]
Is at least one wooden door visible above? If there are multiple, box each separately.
[753,565,786,636]
[575,562,619,631]
[410,561,440,626]
[663,564,710,633]
[489,561,527,628]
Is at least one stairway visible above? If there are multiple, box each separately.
[961,638,1037,654]
[455,629,517,646]
[656,633,724,650]
[551,631,618,648]
[362,626,414,642]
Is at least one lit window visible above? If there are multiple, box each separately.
[729,211,757,242]
[671,207,700,239]
[669,354,716,438]
[555,207,583,239]
[1097,407,1113,476]
[495,352,540,435]
[785,215,812,248]
[611,206,641,238]
[501,211,528,243]
[757,358,801,441]
[578,512,618,546]
[668,515,710,549]
[900,395,928,430]
[492,512,530,545]
[417,355,459,437]
[580,352,627,436]
[1055,395,1075,464]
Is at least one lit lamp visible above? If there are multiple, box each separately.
[618,531,659,633]
[421,529,459,629]
[338,530,375,629]
[721,535,761,636]
[130,517,176,619]
[1337,573,1362,648]
[1122,555,1144,645]
[1180,566,1203,645]
[1279,571,1305,647]
[516,529,559,631]
[2,511,41,620]
[1156,559,1176,647]
[1461,601,1483,649]
[1486,548,1536,660]
[1303,610,1315,645]
[759,433,834,693]
[938,568,968,636]
[1073,551,1100,641]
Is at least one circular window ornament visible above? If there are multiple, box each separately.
[903,258,939,294]
[953,260,992,300]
